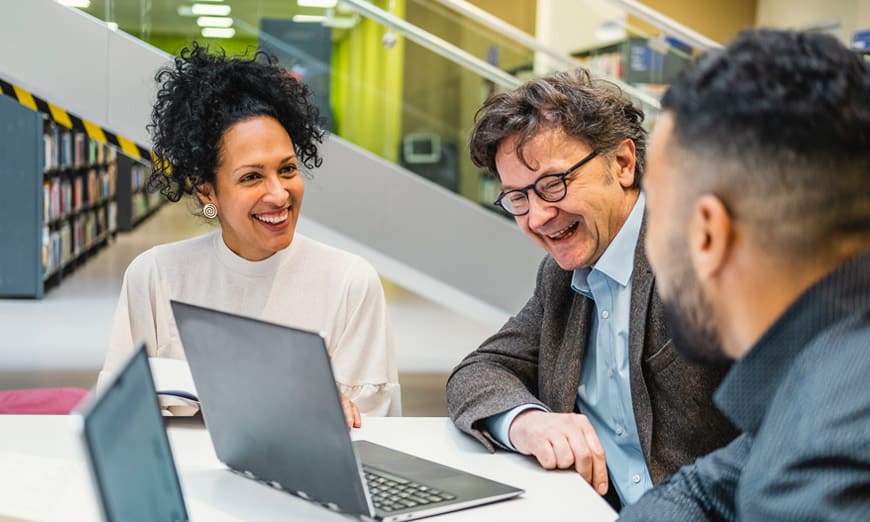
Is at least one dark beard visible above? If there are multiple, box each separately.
[661,289,730,367]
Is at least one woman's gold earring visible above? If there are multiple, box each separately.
[202,203,218,219]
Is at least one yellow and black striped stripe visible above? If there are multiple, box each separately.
[0,77,154,164]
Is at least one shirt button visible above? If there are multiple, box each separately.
[615,426,624,436]
[631,474,641,484]
[601,310,610,319]
[607,369,614,378]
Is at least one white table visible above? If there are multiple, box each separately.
[0,416,617,521]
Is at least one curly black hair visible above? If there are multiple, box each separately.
[469,68,646,187]
[662,29,870,257]
[147,42,326,202]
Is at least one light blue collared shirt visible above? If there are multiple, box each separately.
[485,193,652,505]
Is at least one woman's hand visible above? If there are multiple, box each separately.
[340,393,361,428]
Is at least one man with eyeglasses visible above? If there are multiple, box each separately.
[446,68,736,509]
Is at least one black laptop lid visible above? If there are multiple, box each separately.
[169,300,372,517]
[80,344,189,522]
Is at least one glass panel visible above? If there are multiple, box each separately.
[76,0,525,216]
[403,0,537,81]
[393,0,712,126]
[389,0,670,128]
[73,0,710,214]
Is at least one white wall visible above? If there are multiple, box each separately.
[534,0,627,72]
[756,0,870,45]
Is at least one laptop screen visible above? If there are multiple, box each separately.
[82,345,189,522]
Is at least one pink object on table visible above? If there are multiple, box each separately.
[0,388,90,414]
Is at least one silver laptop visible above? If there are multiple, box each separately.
[75,343,189,522]
[170,299,523,521]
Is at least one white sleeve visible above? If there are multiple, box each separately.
[99,251,197,416]
[98,254,159,391]
[331,258,401,417]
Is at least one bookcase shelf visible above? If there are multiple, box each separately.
[116,154,164,230]
[0,94,161,298]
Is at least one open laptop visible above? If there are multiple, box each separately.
[170,299,523,521]
[75,343,189,522]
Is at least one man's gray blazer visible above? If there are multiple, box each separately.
[446,227,737,484]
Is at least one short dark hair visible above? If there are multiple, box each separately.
[662,29,870,257]
[148,42,326,202]
[469,68,647,186]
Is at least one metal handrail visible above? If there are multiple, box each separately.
[338,0,521,89]
[606,0,723,51]
[430,0,577,70]
[425,0,661,110]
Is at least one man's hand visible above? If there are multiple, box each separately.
[340,393,361,428]
[509,410,608,495]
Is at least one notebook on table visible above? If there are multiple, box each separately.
[74,343,189,522]
[170,299,523,521]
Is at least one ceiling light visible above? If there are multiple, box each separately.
[191,4,231,16]
[197,16,233,28]
[325,14,359,29]
[107,22,119,31]
[58,0,91,7]
[297,0,338,7]
[292,14,327,23]
[201,27,235,38]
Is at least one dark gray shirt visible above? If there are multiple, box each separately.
[619,252,870,521]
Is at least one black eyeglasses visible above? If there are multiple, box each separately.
[494,150,599,216]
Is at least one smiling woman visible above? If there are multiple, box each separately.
[98,43,400,424]
[200,116,305,261]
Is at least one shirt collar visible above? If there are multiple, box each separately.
[714,252,870,433]
[572,192,645,297]
[214,230,292,277]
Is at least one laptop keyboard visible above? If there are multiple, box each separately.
[363,467,457,513]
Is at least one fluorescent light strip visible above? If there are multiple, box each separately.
[297,0,338,7]
[197,16,233,28]
[192,3,231,16]
[201,27,236,38]
[325,16,358,29]
[292,14,327,23]
[58,0,91,7]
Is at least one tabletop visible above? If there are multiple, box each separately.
[0,415,618,522]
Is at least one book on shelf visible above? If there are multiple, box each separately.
[149,357,200,416]
[107,201,117,233]
[73,132,86,168]
[87,138,97,165]
[47,229,62,276]
[72,175,83,212]
[43,124,60,171]
[42,180,50,223]
[41,226,50,273]
[43,131,54,171]
[58,130,72,168]
[61,178,71,217]
[48,176,61,222]
[62,225,72,265]
[86,168,98,204]
[107,163,117,197]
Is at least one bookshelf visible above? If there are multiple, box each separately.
[0,94,158,298]
[571,36,692,94]
[116,154,163,230]
[42,119,118,286]
[0,95,44,297]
